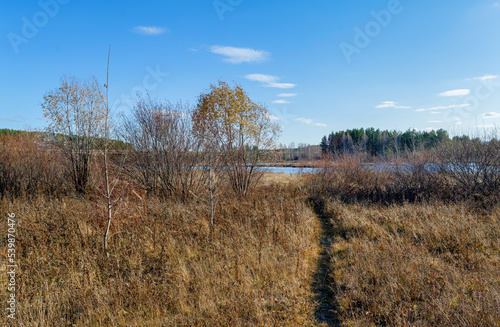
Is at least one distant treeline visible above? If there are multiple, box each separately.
[320,127,460,157]
[0,128,27,137]
[0,129,131,151]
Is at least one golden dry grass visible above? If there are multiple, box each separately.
[0,183,326,326]
[321,200,500,326]
[258,172,304,187]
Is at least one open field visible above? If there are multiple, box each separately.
[317,199,500,326]
[0,183,324,326]
[1,133,500,325]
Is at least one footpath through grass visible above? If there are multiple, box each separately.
[314,199,500,326]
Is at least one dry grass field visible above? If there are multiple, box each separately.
[0,182,325,326]
[1,133,499,326]
[319,199,500,326]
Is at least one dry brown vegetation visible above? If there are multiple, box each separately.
[306,147,500,326]
[0,182,324,326]
[2,128,500,326]
[317,199,500,326]
[0,134,70,198]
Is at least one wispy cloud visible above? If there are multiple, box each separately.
[278,93,298,97]
[428,120,443,123]
[375,101,410,109]
[475,124,495,128]
[415,104,470,112]
[272,99,291,104]
[479,112,500,119]
[264,113,280,121]
[210,46,270,64]
[132,26,169,35]
[473,74,498,81]
[293,117,326,127]
[294,117,313,124]
[245,74,296,89]
[438,89,470,97]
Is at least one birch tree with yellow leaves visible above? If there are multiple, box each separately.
[193,80,281,198]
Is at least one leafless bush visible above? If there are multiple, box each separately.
[437,133,500,204]
[308,153,392,204]
[393,151,449,202]
[0,134,69,198]
[308,151,452,205]
[122,96,205,199]
[42,75,107,194]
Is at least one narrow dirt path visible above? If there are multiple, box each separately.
[311,202,340,326]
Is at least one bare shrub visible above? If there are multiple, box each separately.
[437,134,500,205]
[0,133,68,198]
[42,75,107,194]
[122,96,204,199]
[392,151,449,202]
[307,153,392,204]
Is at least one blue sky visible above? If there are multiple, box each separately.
[2,0,500,145]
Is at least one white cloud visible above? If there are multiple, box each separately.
[292,117,326,127]
[294,117,313,124]
[265,113,280,121]
[473,74,498,81]
[438,89,470,97]
[272,100,291,104]
[132,26,168,35]
[479,112,500,119]
[245,74,296,89]
[278,93,298,97]
[475,124,495,128]
[375,101,410,109]
[455,122,463,125]
[415,104,470,112]
[210,46,269,64]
